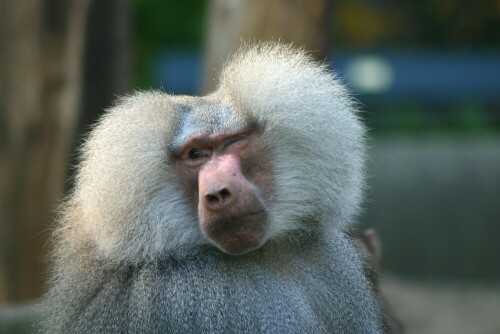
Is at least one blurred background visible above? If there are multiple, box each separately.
[0,0,499,333]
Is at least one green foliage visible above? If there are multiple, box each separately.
[367,99,497,134]
[130,0,206,45]
[128,0,206,88]
[454,100,493,132]
[332,0,500,49]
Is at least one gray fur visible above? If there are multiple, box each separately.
[40,43,382,333]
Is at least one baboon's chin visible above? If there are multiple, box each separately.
[202,211,269,255]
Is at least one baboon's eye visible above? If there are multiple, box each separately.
[188,148,210,160]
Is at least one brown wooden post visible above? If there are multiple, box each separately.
[0,0,89,303]
[203,0,333,93]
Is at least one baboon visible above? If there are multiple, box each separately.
[41,44,382,333]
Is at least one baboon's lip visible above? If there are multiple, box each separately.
[207,210,267,234]
[234,210,266,222]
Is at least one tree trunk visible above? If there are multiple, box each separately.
[202,0,333,93]
[0,0,89,303]
[68,0,130,191]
